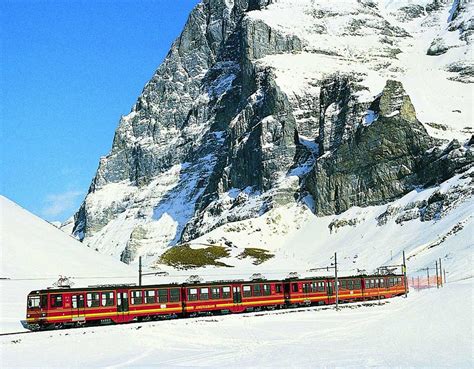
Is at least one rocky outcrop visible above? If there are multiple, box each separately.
[68,0,474,266]
[72,0,302,253]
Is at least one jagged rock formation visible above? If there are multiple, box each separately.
[66,0,474,266]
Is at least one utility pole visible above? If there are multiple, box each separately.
[444,269,447,284]
[402,250,407,297]
[435,260,439,288]
[334,252,339,310]
[139,256,142,286]
[439,258,443,287]
[427,267,430,288]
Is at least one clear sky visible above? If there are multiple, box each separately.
[1,0,200,222]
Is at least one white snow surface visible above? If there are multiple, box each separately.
[0,196,134,333]
[0,281,472,368]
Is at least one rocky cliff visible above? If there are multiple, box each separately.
[66,0,473,268]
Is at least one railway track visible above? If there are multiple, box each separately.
[0,331,32,337]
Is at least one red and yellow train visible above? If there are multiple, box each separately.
[24,274,407,330]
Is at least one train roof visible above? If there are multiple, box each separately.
[28,273,404,295]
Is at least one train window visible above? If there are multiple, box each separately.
[101,292,114,306]
[131,290,143,305]
[170,289,180,302]
[222,286,231,299]
[145,290,156,304]
[398,277,402,284]
[317,282,325,292]
[87,293,100,308]
[354,280,361,289]
[275,284,282,293]
[158,289,168,303]
[302,283,310,293]
[50,294,63,308]
[253,284,262,296]
[28,296,41,308]
[188,288,198,301]
[243,285,252,297]
[341,281,347,290]
[72,295,84,309]
[380,279,385,287]
[263,284,271,296]
[211,287,220,299]
[200,288,209,300]
[292,284,298,293]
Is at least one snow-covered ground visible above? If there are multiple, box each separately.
[1,194,473,367]
[0,196,135,334]
[0,280,472,368]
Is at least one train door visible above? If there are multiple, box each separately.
[71,293,85,320]
[116,289,129,322]
[232,286,242,304]
[327,281,333,304]
[283,283,291,304]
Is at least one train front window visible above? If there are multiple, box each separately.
[51,294,63,308]
[28,296,40,308]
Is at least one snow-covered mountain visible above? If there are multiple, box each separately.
[0,195,132,279]
[0,195,135,332]
[64,0,473,272]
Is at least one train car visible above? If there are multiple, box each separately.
[25,286,120,330]
[24,284,184,330]
[182,280,284,315]
[361,275,407,299]
[24,274,407,330]
[182,281,235,316]
[284,277,330,306]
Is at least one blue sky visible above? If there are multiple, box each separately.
[1,0,200,222]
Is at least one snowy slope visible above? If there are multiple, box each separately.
[1,280,472,368]
[0,196,134,333]
[0,195,132,279]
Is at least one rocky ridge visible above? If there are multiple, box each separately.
[65,0,473,268]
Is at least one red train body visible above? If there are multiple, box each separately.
[24,274,407,330]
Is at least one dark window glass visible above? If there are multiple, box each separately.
[51,294,63,308]
[101,292,114,306]
[302,283,310,293]
[275,284,282,293]
[131,291,143,305]
[73,295,84,308]
[354,280,361,289]
[145,290,155,304]
[41,294,48,308]
[86,292,100,308]
[28,296,40,308]
[317,282,325,292]
[292,284,299,293]
[263,284,271,296]
[243,285,252,297]
[253,284,262,296]
[170,289,180,302]
[158,289,169,303]
[211,287,220,299]
[188,288,198,301]
[222,286,231,299]
[200,288,209,300]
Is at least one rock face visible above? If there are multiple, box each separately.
[305,80,473,215]
[68,0,474,265]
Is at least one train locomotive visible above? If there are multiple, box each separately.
[23,274,407,330]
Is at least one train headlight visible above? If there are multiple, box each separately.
[27,314,31,318]
[41,313,46,317]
